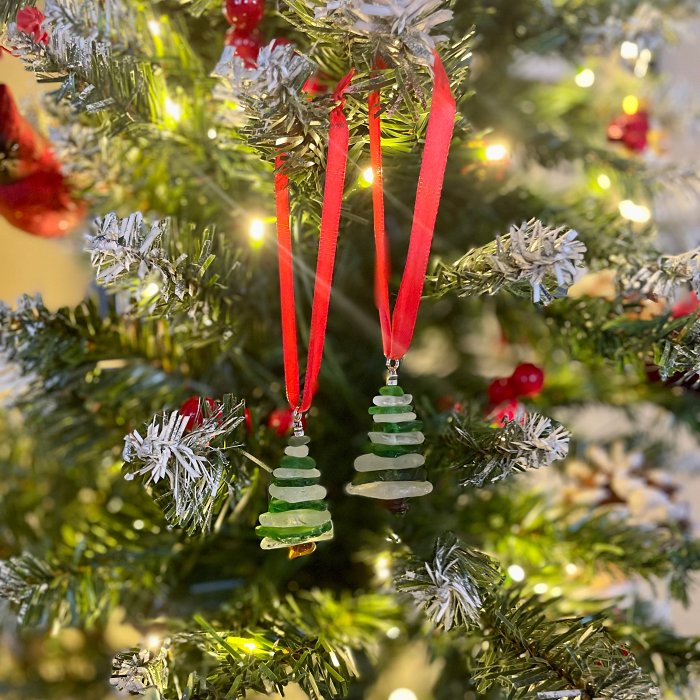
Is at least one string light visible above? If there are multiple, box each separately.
[374,553,392,582]
[386,626,401,639]
[619,199,651,223]
[574,68,595,88]
[533,582,549,595]
[142,282,160,298]
[622,95,640,115]
[388,689,417,700]
[248,218,265,247]
[565,563,579,576]
[207,128,218,140]
[620,41,639,60]
[145,634,161,649]
[147,19,161,36]
[242,641,257,652]
[596,174,611,190]
[635,48,653,78]
[484,143,509,162]
[360,166,375,186]
[507,564,526,582]
[164,97,182,122]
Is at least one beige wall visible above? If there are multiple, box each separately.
[0,54,89,308]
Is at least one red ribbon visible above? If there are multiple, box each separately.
[275,72,354,414]
[370,52,456,360]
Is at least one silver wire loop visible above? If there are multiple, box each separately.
[292,408,305,437]
[385,358,400,386]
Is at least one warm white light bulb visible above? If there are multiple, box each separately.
[242,641,257,652]
[574,68,595,88]
[565,563,579,576]
[146,634,161,649]
[386,626,401,639]
[533,582,549,595]
[361,167,374,185]
[142,282,160,298]
[249,219,265,244]
[596,174,611,190]
[388,689,418,700]
[147,19,161,36]
[207,128,218,140]
[619,199,651,223]
[620,41,639,60]
[164,97,182,122]
[374,553,392,582]
[485,143,508,162]
[507,564,526,582]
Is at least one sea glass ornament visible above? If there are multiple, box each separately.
[346,362,432,505]
[256,417,333,556]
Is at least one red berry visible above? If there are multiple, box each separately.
[225,29,261,67]
[266,407,305,436]
[224,0,264,33]
[487,377,515,405]
[607,111,650,154]
[489,399,521,427]
[244,407,253,433]
[302,72,329,97]
[671,292,700,319]
[180,396,217,431]
[509,363,544,398]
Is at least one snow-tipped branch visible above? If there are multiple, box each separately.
[430,220,586,304]
[449,410,570,487]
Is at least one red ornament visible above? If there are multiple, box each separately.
[607,110,650,153]
[487,377,515,406]
[180,396,218,431]
[244,406,253,433]
[1,84,52,181]
[487,399,523,427]
[671,292,700,319]
[0,167,86,237]
[15,7,49,45]
[224,0,264,33]
[509,363,544,398]
[224,29,261,67]
[0,85,85,237]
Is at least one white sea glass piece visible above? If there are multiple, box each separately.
[260,525,334,550]
[373,394,413,407]
[284,445,310,457]
[269,484,327,502]
[368,431,425,445]
[258,509,332,527]
[345,480,433,499]
[373,412,417,423]
[354,453,425,471]
[273,468,321,479]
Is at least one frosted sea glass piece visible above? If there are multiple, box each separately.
[258,509,332,527]
[372,394,413,407]
[354,452,425,471]
[373,412,417,423]
[284,445,310,458]
[273,467,321,479]
[260,525,334,550]
[345,480,433,499]
[269,484,327,503]
[368,431,425,445]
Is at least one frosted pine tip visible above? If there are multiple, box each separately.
[289,542,316,559]
[381,499,410,516]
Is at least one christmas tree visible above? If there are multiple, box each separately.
[2,0,700,698]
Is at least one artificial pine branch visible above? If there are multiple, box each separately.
[430,220,586,304]
[398,536,661,699]
[447,409,570,487]
[122,395,247,533]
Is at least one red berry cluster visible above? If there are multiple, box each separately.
[607,110,650,153]
[223,0,264,67]
[486,363,545,425]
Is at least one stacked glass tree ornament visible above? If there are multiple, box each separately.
[346,362,433,507]
[256,414,334,557]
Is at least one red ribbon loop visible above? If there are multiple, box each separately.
[276,71,354,414]
[370,52,456,360]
